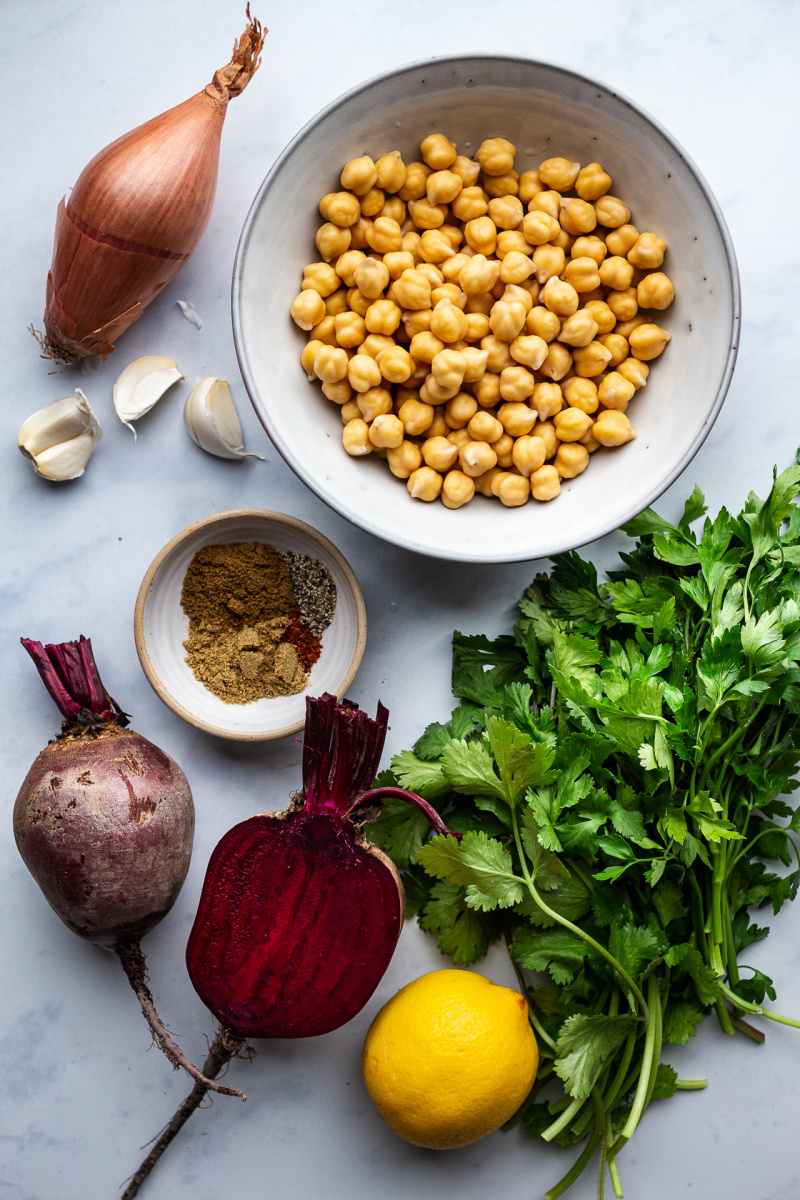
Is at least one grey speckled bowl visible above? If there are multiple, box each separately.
[233,56,739,563]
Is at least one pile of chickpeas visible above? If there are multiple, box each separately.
[290,134,674,509]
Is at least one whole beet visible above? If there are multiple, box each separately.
[15,636,243,1101]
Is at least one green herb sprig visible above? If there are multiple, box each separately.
[370,458,800,1199]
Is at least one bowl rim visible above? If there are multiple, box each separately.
[232,53,741,563]
[133,508,367,742]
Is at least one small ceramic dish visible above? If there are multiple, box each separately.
[233,55,739,563]
[134,510,366,741]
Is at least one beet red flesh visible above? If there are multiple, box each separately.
[186,808,403,1038]
[14,723,194,947]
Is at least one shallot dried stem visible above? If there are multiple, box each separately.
[115,937,246,1100]
[121,1026,246,1199]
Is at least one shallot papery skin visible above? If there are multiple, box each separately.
[43,11,264,360]
[186,694,452,1039]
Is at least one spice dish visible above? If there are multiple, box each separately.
[134,510,366,740]
[234,54,739,562]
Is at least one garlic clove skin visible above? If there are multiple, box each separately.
[183,377,265,461]
[18,389,102,480]
[113,356,185,436]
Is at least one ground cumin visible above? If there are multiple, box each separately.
[181,542,306,704]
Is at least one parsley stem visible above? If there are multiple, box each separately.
[718,982,800,1029]
[504,927,558,1052]
[545,1130,603,1200]
[608,1134,624,1200]
[675,1078,708,1089]
[620,975,661,1142]
[596,1105,608,1200]
[601,1029,637,1112]
[541,1095,584,1142]
[510,809,649,1021]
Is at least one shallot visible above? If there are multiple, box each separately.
[123,692,454,1197]
[14,636,242,1098]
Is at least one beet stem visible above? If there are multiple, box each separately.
[115,937,246,1100]
[121,1026,245,1200]
[351,785,461,839]
[21,635,128,726]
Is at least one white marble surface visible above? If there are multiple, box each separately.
[2,2,800,1198]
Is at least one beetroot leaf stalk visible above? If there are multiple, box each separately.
[14,636,243,1100]
[123,692,457,1197]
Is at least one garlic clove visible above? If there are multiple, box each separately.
[183,377,265,461]
[113,356,185,436]
[18,389,102,480]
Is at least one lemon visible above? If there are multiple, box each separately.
[361,968,538,1149]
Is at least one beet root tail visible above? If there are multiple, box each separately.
[121,1026,246,1199]
[115,936,246,1100]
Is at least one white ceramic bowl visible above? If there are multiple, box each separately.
[233,56,739,563]
[134,510,366,741]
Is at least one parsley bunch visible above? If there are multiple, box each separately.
[370,459,800,1199]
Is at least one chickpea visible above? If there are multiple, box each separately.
[348,353,382,392]
[421,435,459,471]
[473,372,501,408]
[459,253,500,296]
[459,440,498,479]
[319,191,362,227]
[335,249,366,287]
[383,440,421,479]
[420,133,457,170]
[313,344,349,383]
[301,262,339,298]
[606,224,640,257]
[599,333,629,367]
[389,268,429,312]
[427,406,448,438]
[360,188,385,217]
[559,197,597,235]
[510,434,546,477]
[584,299,616,334]
[555,443,590,478]
[615,314,648,340]
[464,215,498,256]
[554,407,593,442]
[409,330,444,364]
[496,231,534,259]
[448,155,479,187]
[530,464,561,502]
[532,381,563,421]
[575,162,612,202]
[397,162,431,203]
[340,155,377,195]
[426,169,462,206]
[429,299,467,343]
[476,137,516,176]
[398,397,434,436]
[551,226,575,253]
[489,299,527,341]
[492,433,515,467]
[301,339,324,380]
[365,217,402,255]
[573,341,613,378]
[539,343,573,382]
[538,156,580,192]
[461,345,490,381]
[617,358,650,389]
[527,190,561,220]
[431,349,467,390]
[365,298,402,336]
[360,333,396,359]
[474,466,504,497]
[563,256,602,293]
[356,386,393,422]
[559,310,599,348]
[499,251,534,285]
[517,171,543,203]
[447,427,472,450]
[342,417,372,456]
[535,420,559,459]
[637,272,675,310]
[380,196,408,225]
[542,277,579,316]
[340,399,361,424]
[465,292,494,316]
[451,186,488,222]
[571,235,607,265]
[402,229,422,258]
[484,169,520,199]
[599,255,635,291]
[352,258,389,300]
[580,427,601,453]
[598,371,636,410]
[325,289,349,316]
[374,150,406,193]
[408,198,448,230]
[593,410,636,446]
[420,374,460,404]
[562,377,599,413]
[377,346,414,384]
[595,195,631,229]
[333,310,365,348]
[493,472,531,507]
[310,314,337,345]
[509,334,547,370]
[441,470,476,509]
[381,253,414,285]
[419,229,457,264]
[444,391,478,429]
[407,465,443,501]
[322,379,352,405]
[345,287,371,318]
[348,216,373,251]
[499,364,535,402]
[480,334,512,373]
[316,223,351,261]
[627,232,666,269]
[488,196,524,230]
[416,262,443,287]
[467,411,504,443]
[441,252,472,283]
[368,413,404,449]
[521,210,561,246]
[291,289,326,330]
[527,305,561,342]
[629,323,672,361]
[606,287,639,322]
[497,402,536,437]
[532,244,566,286]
